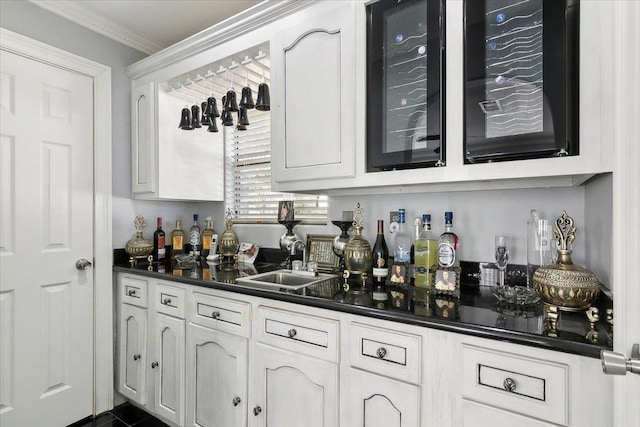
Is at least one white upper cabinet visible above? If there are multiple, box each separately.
[270,1,358,187]
[271,0,614,195]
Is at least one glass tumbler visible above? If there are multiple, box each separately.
[527,218,554,288]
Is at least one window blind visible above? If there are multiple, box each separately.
[225,109,328,224]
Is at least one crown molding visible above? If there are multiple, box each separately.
[125,0,314,79]
[29,0,164,55]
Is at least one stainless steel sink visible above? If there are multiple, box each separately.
[235,269,338,290]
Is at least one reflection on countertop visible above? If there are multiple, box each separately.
[113,253,613,359]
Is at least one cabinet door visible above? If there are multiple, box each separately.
[248,342,339,427]
[186,323,248,427]
[131,81,156,194]
[118,303,147,404]
[152,313,185,426]
[346,368,420,427]
[271,2,357,185]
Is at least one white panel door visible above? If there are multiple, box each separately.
[153,313,185,426]
[0,50,94,427]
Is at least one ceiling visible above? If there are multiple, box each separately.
[30,0,263,55]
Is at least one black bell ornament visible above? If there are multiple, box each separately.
[239,86,255,109]
[191,105,202,128]
[201,102,212,126]
[255,83,270,111]
[238,108,250,126]
[207,96,220,118]
[221,109,234,127]
[224,90,239,112]
[179,107,193,130]
[207,117,219,133]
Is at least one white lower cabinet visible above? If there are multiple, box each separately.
[346,368,420,427]
[118,303,147,405]
[116,272,611,427]
[151,313,185,425]
[248,342,339,427]
[185,323,248,427]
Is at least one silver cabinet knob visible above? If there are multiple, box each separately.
[601,344,640,376]
[127,289,137,297]
[212,311,220,319]
[151,361,159,369]
[503,377,517,392]
[162,297,172,305]
[133,354,141,361]
[232,396,241,407]
[287,328,297,338]
[253,405,262,416]
[75,258,92,270]
[376,347,387,359]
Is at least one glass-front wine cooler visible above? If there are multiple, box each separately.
[464,0,579,163]
[366,0,445,172]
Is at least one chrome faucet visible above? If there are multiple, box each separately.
[291,239,307,268]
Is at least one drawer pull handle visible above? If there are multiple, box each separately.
[253,405,262,416]
[162,297,172,305]
[287,328,297,338]
[127,289,137,297]
[503,377,517,392]
[212,311,220,319]
[151,361,159,369]
[376,347,387,359]
[133,353,141,361]
[232,396,241,407]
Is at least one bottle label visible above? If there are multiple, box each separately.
[172,236,183,250]
[189,230,200,246]
[394,250,410,263]
[438,243,455,267]
[373,257,388,278]
[202,235,212,250]
[157,235,165,248]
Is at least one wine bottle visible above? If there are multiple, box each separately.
[371,219,390,285]
[438,211,460,267]
[189,214,201,256]
[171,220,185,259]
[153,217,166,262]
[393,209,411,263]
[414,214,438,287]
[201,216,215,258]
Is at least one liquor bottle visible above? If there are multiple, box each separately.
[152,217,166,262]
[438,211,460,267]
[171,220,185,259]
[201,216,216,258]
[393,209,411,263]
[414,214,439,287]
[371,220,390,285]
[410,217,421,265]
[189,214,201,256]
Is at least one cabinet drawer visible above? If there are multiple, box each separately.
[462,344,568,426]
[256,306,339,362]
[189,291,251,338]
[155,283,185,318]
[121,276,148,307]
[349,322,421,384]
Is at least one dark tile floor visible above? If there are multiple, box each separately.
[68,402,168,427]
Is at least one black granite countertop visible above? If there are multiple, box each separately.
[113,253,613,359]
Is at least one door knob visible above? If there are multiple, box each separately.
[601,344,640,376]
[232,396,241,407]
[75,258,92,270]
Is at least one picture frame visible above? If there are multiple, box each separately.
[306,234,340,272]
[278,200,294,221]
[430,266,461,298]
[387,262,410,287]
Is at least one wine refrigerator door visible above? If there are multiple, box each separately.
[367,0,445,172]
[463,0,579,163]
